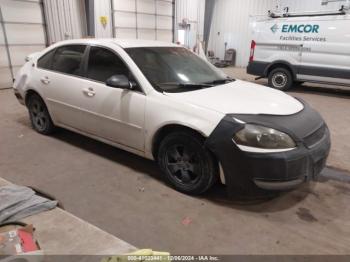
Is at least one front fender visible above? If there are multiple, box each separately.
[144,94,224,159]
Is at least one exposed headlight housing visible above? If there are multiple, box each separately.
[233,124,296,151]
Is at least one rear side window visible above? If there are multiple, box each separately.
[87,47,129,82]
[37,49,55,70]
[51,45,86,76]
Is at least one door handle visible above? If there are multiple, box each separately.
[83,87,96,97]
[40,76,50,85]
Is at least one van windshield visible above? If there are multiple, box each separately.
[126,47,233,93]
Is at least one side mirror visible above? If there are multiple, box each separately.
[106,75,134,90]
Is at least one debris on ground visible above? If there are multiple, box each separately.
[181,217,193,226]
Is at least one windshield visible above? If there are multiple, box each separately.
[126,47,233,93]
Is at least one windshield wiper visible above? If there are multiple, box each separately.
[158,82,214,89]
[178,83,214,88]
[205,78,235,85]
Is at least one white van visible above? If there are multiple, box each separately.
[247,9,350,90]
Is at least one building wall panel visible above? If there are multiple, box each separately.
[138,28,156,39]
[9,45,45,67]
[113,0,135,12]
[138,14,156,29]
[5,24,46,45]
[157,15,172,30]
[0,0,47,89]
[111,0,174,41]
[114,11,136,28]
[157,1,173,16]
[157,29,172,41]
[1,0,43,23]
[115,28,137,38]
[138,0,155,14]
[94,0,113,38]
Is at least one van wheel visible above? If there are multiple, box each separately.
[268,68,293,91]
[158,131,218,195]
[27,94,55,135]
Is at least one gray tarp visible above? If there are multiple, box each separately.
[0,185,57,223]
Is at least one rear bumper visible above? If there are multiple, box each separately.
[247,61,269,77]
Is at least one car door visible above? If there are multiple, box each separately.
[80,45,146,152]
[36,44,90,131]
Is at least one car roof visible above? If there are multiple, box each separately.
[53,38,179,49]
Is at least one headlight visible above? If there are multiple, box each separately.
[233,124,296,150]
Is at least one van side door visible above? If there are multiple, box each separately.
[300,17,350,85]
[256,20,304,72]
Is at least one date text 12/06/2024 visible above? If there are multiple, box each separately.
[127,255,220,261]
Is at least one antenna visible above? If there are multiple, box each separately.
[283,7,290,17]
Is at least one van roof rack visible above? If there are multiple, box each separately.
[268,6,348,18]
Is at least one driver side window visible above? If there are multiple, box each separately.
[87,47,130,83]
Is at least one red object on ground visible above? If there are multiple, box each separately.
[181,217,193,226]
[17,229,39,253]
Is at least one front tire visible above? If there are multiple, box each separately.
[158,131,218,195]
[268,68,293,91]
[27,94,55,135]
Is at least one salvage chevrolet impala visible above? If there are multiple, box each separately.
[13,39,331,195]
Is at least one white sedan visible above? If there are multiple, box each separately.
[13,39,331,196]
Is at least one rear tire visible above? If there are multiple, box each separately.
[158,131,218,195]
[27,93,55,135]
[268,68,293,91]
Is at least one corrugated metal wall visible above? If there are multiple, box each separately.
[175,0,205,48]
[208,0,345,67]
[176,0,205,36]
[43,0,87,44]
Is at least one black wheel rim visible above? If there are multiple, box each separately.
[165,144,202,186]
[30,99,48,132]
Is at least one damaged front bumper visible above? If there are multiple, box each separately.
[205,100,331,194]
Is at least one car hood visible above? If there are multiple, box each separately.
[164,80,304,115]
